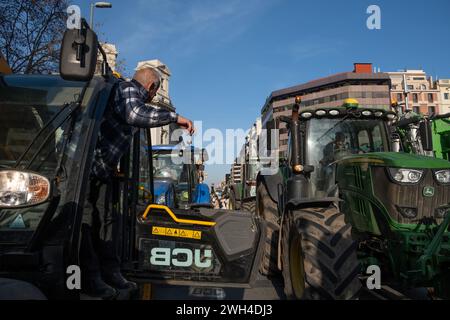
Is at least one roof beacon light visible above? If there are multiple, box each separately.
[343,98,359,108]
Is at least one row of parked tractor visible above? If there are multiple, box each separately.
[226,97,450,299]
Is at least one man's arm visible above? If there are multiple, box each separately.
[119,84,178,128]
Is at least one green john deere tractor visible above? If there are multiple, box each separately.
[391,106,450,161]
[256,97,450,299]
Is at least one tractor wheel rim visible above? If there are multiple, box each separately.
[290,234,305,299]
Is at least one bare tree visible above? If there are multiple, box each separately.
[114,57,128,77]
[0,0,68,74]
[94,22,129,78]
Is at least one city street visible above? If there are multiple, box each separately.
[0,0,449,302]
[151,276,430,300]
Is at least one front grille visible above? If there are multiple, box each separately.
[371,167,450,224]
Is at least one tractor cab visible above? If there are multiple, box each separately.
[0,22,264,299]
[285,98,396,198]
[149,144,210,208]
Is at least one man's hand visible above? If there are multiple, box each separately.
[177,115,195,135]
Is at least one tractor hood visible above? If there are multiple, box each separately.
[336,152,450,169]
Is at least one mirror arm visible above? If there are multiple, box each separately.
[278,116,291,124]
[97,44,112,77]
[80,18,111,77]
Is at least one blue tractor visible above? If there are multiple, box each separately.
[147,144,211,209]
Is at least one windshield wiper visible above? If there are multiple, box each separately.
[317,113,351,142]
[14,83,89,171]
[13,102,70,167]
[13,102,74,169]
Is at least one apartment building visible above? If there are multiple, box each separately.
[387,70,441,115]
[260,63,391,157]
[437,79,450,114]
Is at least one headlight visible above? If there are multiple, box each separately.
[362,110,372,116]
[396,206,417,219]
[0,170,50,208]
[156,194,166,204]
[435,170,450,184]
[374,111,384,117]
[329,109,340,116]
[315,110,326,116]
[386,113,397,120]
[388,168,423,184]
[435,206,450,218]
[300,112,313,119]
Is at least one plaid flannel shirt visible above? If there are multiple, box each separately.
[91,79,178,180]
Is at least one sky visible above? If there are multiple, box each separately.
[71,0,450,185]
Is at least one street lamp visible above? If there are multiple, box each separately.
[89,2,112,31]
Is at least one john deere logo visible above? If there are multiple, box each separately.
[423,186,435,197]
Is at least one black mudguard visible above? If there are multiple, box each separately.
[231,185,241,201]
[256,172,283,204]
[127,206,264,288]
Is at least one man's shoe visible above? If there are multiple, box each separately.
[82,276,117,299]
[103,272,138,291]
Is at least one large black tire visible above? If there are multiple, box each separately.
[256,183,280,276]
[281,205,361,300]
[242,198,256,214]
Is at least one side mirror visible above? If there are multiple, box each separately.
[278,116,291,124]
[419,120,433,151]
[60,20,98,81]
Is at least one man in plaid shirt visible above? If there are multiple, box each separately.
[81,67,194,298]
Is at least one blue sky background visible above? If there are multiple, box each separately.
[72,0,450,185]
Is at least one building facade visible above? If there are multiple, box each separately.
[437,79,450,114]
[260,63,391,157]
[95,43,118,74]
[386,70,441,115]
